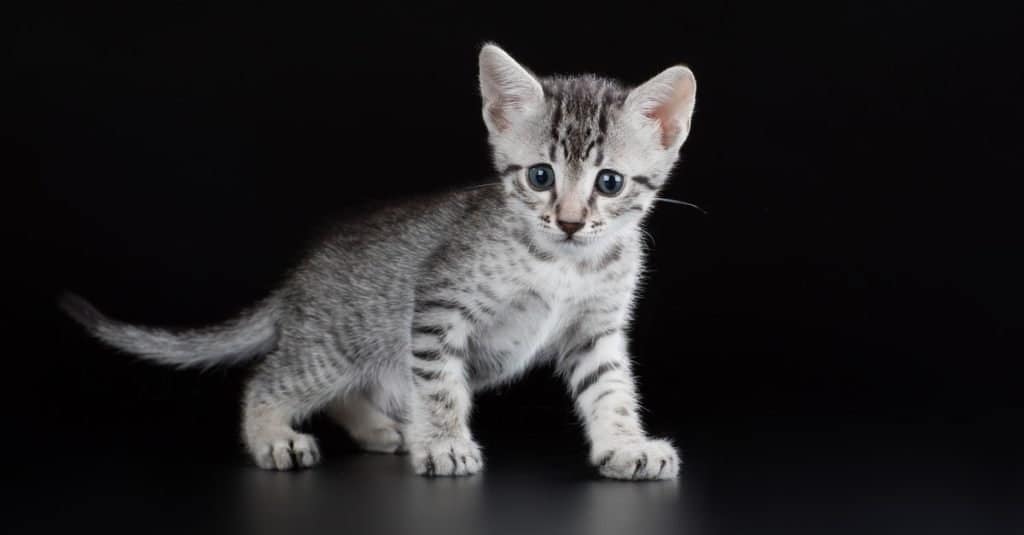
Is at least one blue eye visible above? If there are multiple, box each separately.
[527,164,555,191]
[595,170,624,196]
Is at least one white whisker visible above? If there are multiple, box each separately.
[653,197,708,214]
[461,182,503,191]
[639,227,657,247]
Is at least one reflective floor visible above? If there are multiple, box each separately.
[8,415,1021,535]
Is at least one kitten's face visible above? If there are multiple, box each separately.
[479,45,696,253]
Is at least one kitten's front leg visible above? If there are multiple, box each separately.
[561,329,680,480]
[406,306,483,477]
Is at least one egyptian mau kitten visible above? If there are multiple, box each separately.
[62,44,698,480]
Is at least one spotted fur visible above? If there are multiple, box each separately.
[61,44,697,480]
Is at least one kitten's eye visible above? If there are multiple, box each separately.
[527,164,556,191]
[595,170,625,196]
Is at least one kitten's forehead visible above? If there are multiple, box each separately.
[539,75,629,165]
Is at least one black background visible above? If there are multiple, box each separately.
[7,1,1023,534]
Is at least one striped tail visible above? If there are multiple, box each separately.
[59,292,280,369]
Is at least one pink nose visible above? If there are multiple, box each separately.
[556,220,584,236]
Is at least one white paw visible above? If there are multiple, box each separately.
[592,438,680,480]
[410,437,483,477]
[251,431,321,470]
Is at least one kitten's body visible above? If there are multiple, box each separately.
[63,45,697,480]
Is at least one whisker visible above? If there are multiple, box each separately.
[461,182,503,191]
[639,227,657,247]
[653,197,708,215]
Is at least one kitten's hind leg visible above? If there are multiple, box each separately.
[242,370,323,470]
[328,394,407,454]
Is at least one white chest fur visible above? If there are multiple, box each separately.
[466,254,617,389]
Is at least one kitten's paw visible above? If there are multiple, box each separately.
[410,437,483,477]
[250,431,321,471]
[592,438,680,480]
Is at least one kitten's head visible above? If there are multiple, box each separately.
[479,44,696,253]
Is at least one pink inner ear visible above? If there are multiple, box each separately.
[485,90,533,132]
[487,101,509,132]
[646,107,682,149]
[645,89,689,149]
[639,73,694,149]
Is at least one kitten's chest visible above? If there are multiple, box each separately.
[466,260,605,387]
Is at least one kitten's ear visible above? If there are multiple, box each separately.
[625,66,697,150]
[479,44,544,133]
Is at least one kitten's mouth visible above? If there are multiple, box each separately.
[535,225,600,247]
[554,232,600,247]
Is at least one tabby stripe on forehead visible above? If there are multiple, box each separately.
[583,139,596,161]
[597,87,614,137]
[550,94,564,143]
[574,361,622,397]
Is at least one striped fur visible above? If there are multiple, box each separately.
[61,44,696,480]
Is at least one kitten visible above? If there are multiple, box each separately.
[61,44,697,480]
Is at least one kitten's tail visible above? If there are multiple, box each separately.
[58,292,280,369]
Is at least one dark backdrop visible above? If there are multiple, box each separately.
[7,2,1023,534]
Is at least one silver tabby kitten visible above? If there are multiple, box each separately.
[62,44,698,480]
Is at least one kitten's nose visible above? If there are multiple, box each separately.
[556,220,584,237]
